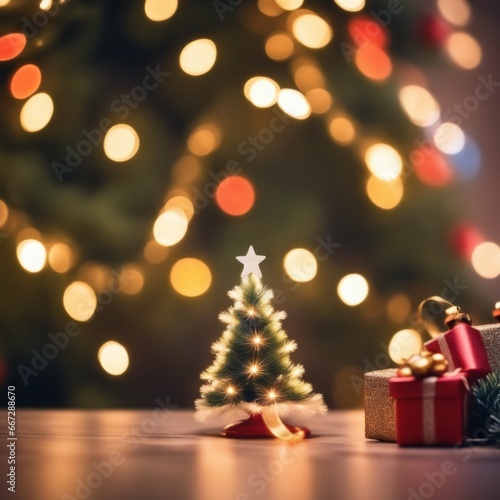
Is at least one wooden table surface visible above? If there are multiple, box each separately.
[1,409,499,500]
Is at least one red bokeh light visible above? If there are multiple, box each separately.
[449,223,485,259]
[0,33,27,61]
[348,15,389,49]
[355,45,392,81]
[216,176,255,216]
[411,147,453,186]
[10,64,42,99]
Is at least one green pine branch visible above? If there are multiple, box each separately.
[471,371,500,444]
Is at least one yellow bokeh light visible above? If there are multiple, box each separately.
[337,273,369,306]
[164,195,195,221]
[292,12,333,49]
[244,77,280,108]
[170,258,212,297]
[48,243,74,273]
[398,85,440,127]
[277,88,311,119]
[20,92,54,132]
[171,155,202,183]
[366,175,403,210]
[144,239,169,263]
[39,0,52,11]
[0,199,8,227]
[446,32,482,70]
[276,0,303,10]
[77,262,110,290]
[153,208,188,247]
[179,39,217,76]
[16,227,42,244]
[433,122,465,155]
[103,124,140,162]
[388,329,423,364]
[365,143,402,181]
[0,0,11,6]
[334,0,365,12]
[328,117,355,145]
[258,0,283,16]
[386,294,412,324]
[63,281,97,322]
[16,239,46,273]
[283,248,318,283]
[292,60,325,92]
[98,341,129,376]
[144,0,178,22]
[120,265,145,294]
[305,88,332,114]
[265,32,294,61]
[471,242,500,279]
[187,124,221,156]
[437,0,471,27]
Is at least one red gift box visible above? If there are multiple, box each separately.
[424,322,491,378]
[389,373,469,446]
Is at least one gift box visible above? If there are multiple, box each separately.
[424,322,500,376]
[364,369,397,442]
[389,373,469,446]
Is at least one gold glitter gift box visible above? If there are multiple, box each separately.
[473,324,500,371]
[364,368,397,442]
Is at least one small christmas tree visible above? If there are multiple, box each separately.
[195,246,326,439]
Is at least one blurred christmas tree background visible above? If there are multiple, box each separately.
[0,0,499,409]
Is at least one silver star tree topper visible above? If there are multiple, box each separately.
[236,245,266,278]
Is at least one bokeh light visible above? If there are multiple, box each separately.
[449,223,484,260]
[48,243,74,273]
[265,32,294,61]
[398,85,440,127]
[258,0,283,16]
[450,136,481,181]
[283,248,318,282]
[216,176,255,216]
[337,274,369,306]
[164,195,195,221]
[39,0,53,10]
[292,12,333,49]
[98,341,129,376]
[446,32,482,69]
[171,155,201,183]
[144,240,169,263]
[144,0,178,22]
[20,93,54,132]
[153,208,188,246]
[277,88,311,119]
[16,227,42,243]
[120,265,145,295]
[170,258,212,297]
[365,143,402,181]
[10,64,42,100]
[244,77,280,108]
[328,116,355,145]
[0,199,8,227]
[386,294,412,324]
[187,124,221,156]
[0,0,11,6]
[17,239,46,273]
[293,60,325,91]
[334,0,365,12]
[103,124,140,162]
[437,0,471,27]
[275,0,303,10]
[305,88,332,114]
[63,281,97,322]
[355,45,392,80]
[366,176,403,210]
[471,242,500,279]
[411,147,453,186]
[179,39,217,76]
[434,122,465,155]
[348,15,388,48]
[388,329,423,364]
[0,33,26,61]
